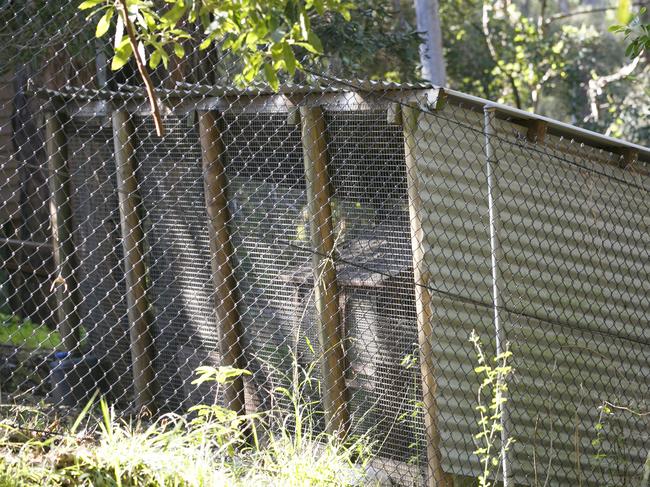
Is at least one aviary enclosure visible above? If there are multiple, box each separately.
[1,76,649,486]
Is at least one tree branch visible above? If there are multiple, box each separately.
[117,0,165,136]
[545,3,644,25]
[586,54,642,121]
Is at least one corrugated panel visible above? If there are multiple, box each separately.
[413,102,649,485]
[412,104,494,479]
[493,118,650,486]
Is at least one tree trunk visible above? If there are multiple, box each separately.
[413,0,447,86]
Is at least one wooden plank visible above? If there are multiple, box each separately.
[399,105,450,487]
[299,105,350,438]
[387,103,402,125]
[112,108,158,414]
[619,148,638,169]
[526,119,547,143]
[197,110,247,416]
[45,105,82,355]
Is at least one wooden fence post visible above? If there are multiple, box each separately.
[197,110,247,415]
[112,109,158,413]
[45,102,82,355]
[399,105,449,487]
[299,105,350,437]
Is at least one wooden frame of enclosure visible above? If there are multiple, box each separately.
[35,82,650,487]
[34,82,650,165]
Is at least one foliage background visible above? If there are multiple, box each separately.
[0,0,647,144]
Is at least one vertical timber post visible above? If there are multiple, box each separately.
[197,110,247,415]
[112,109,158,414]
[483,106,513,487]
[399,104,449,487]
[45,101,82,355]
[299,105,350,437]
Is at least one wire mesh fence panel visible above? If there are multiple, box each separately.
[1,3,649,486]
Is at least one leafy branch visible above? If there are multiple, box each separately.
[80,0,355,134]
[610,6,650,59]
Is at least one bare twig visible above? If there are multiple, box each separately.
[601,401,650,417]
[545,3,645,24]
[116,0,165,136]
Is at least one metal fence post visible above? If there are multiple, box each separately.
[299,105,350,438]
[45,101,82,355]
[399,104,449,487]
[483,105,513,487]
[112,108,158,414]
[197,110,247,416]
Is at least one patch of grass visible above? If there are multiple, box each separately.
[0,314,61,349]
[0,366,376,486]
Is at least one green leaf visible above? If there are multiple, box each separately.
[312,0,325,15]
[264,64,279,91]
[95,7,113,38]
[616,0,632,25]
[294,41,319,54]
[299,11,310,39]
[111,37,133,71]
[173,43,185,59]
[244,67,257,82]
[149,49,162,69]
[79,0,104,10]
[199,36,213,50]
[160,50,170,69]
[282,43,296,75]
[161,2,187,25]
[307,31,323,54]
[305,336,315,354]
[69,389,99,435]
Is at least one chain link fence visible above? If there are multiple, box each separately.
[1,3,650,486]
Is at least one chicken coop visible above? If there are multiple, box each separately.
[21,80,649,486]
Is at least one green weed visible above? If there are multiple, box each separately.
[0,362,374,486]
[0,314,61,349]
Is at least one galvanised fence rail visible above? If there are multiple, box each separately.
[1,5,649,487]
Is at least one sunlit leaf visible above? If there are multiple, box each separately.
[282,42,296,75]
[263,63,279,90]
[173,42,185,58]
[79,0,104,10]
[95,7,113,38]
[111,37,133,70]
[616,0,632,25]
[307,31,323,53]
[149,49,162,68]
[161,1,187,25]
